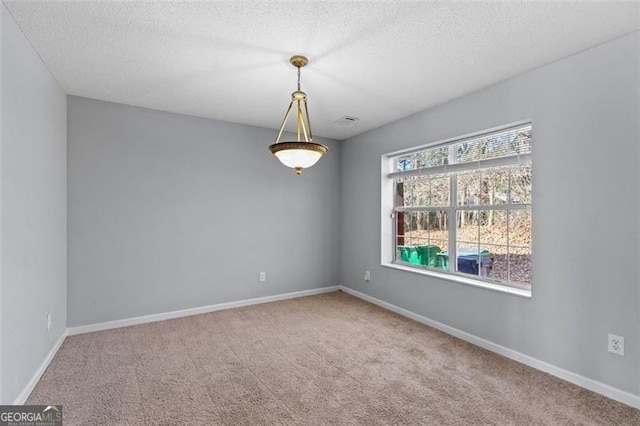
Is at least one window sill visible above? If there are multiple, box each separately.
[381,262,532,298]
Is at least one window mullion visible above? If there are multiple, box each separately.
[507,170,512,282]
[448,145,457,272]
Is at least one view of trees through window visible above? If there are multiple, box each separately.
[393,125,532,287]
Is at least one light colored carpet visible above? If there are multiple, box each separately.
[28,291,639,425]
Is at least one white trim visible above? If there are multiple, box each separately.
[381,262,532,297]
[13,330,67,405]
[339,286,640,410]
[381,154,395,266]
[67,286,340,336]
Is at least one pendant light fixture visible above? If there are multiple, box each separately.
[269,55,328,175]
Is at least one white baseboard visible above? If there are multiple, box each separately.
[67,286,340,336]
[340,286,640,410]
[14,330,67,405]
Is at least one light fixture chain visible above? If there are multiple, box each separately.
[297,66,301,91]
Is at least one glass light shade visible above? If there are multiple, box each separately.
[269,142,328,174]
[275,148,322,168]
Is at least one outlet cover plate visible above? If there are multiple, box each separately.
[608,334,624,356]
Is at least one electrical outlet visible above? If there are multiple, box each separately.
[46,312,51,331]
[364,270,371,282]
[259,272,266,282]
[608,334,624,356]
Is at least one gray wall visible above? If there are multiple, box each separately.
[340,31,639,396]
[67,97,341,327]
[1,4,67,404]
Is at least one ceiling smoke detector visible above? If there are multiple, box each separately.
[334,116,360,126]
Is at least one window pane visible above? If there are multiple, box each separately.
[456,138,487,163]
[489,246,532,285]
[510,165,532,204]
[489,246,509,282]
[414,146,449,169]
[396,180,403,206]
[456,211,501,278]
[480,167,510,205]
[400,211,449,246]
[396,177,411,207]
[427,210,449,254]
[398,214,423,264]
[457,172,480,206]
[402,211,426,245]
[455,126,532,164]
[397,156,413,172]
[458,167,513,206]
[397,176,428,207]
[456,209,478,275]
[455,244,494,278]
[509,210,531,247]
[430,174,450,207]
[397,146,450,172]
[401,211,413,243]
[398,175,450,208]
[480,210,507,246]
[476,243,502,279]
[413,176,430,207]
[400,211,412,247]
[509,248,532,285]
[395,211,448,267]
[456,209,478,242]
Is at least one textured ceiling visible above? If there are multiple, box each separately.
[4,1,639,140]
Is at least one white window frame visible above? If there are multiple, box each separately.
[381,121,532,298]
